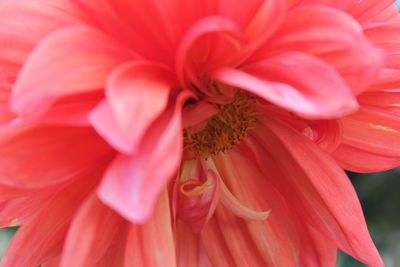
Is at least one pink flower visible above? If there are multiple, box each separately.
[0,0,399,266]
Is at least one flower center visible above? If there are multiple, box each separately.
[183,91,257,158]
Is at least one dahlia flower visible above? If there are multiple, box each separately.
[0,0,399,266]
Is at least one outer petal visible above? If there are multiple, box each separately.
[97,92,191,223]
[213,52,358,119]
[124,190,176,267]
[0,125,113,188]
[73,0,173,64]
[252,117,383,267]
[299,224,338,267]
[333,92,400,172]
[0,0,86,65]
[60,193,123,267]
[210,148,301,267]
[348,0,395,22]
[1,170,101,267]
[90,61,175,153]
[11,26,130,117]
[254,6,384,94]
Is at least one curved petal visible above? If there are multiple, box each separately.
[1,171,101,267]
[97,92,191,223]
[124,190,176,267]
[299,224,338,267]
[349,0,395,22]
[176,16,246,87]
[0,0,86,65]
[0,125,113,188]
[213,52,358,119]
[212,147,301,267]
[333,93,400,172]
[60,193,123,267]
[89,61,175,154]
[252,117,383,267]
[11,26,130,117]
[73,0,173,64]
[254,6,384,94]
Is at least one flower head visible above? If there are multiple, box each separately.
[0,0,399,266]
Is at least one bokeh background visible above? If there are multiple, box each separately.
[1,1,400,267]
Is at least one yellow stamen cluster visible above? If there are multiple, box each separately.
[184,92,258,158]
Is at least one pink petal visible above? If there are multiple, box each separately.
[73,0,173,64]
[213,52,358,119]
[90,61,175,154]
[0,186,59,227]
[107,0,176,56]
[1,172,101,267]
[253,6,384,94]
[299,224,338,267]
[124,190,176,267]
[97,92,191,223]
[333,93,400,172]
[176,164,220,232]
[11,26,130,117]
[212,146,301,266]
[176,16,245,87]
[349,0,395,22]
[60,193,123,267]
[0,0,85,65]
[252,117,383,267]
[0,125,114,188]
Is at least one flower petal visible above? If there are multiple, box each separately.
[1,171,101,267]
[97,92,191,223]
[213,145,302,266]
[124,190,176,267]
[176,16,246,87]
[11,26,130,117]
[333,92,400,172]
[89,61,174,154]
[60,193,123,267]
[0,125,113,188]
[0,0,85,65]
[213,52,358,119]
[254,6,384,94]
[252,117,383,267]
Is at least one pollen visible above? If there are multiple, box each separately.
[183,91,258,158]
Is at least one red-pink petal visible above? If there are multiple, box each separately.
[97,92,191,223]
[0,0,86,65]
[11,26,130,117]
[213,52,358,119]
[254,6,384,94]
[333,93,400,172]
[176,16,246,87]
[0,125,113,188]
[252,117,383,267]
[1,172,100,267]
[60,193,123,267]
[90,61,175,154]
[124,190,176,267]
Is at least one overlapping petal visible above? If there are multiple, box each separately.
[213,52,358,119]
[11,26,130,117]
[252,117,383,267]
[97,92,191,223]
[90,61,175,153]
[0,125,113,188]
[333,91,400,172]
[1,171,101,267]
